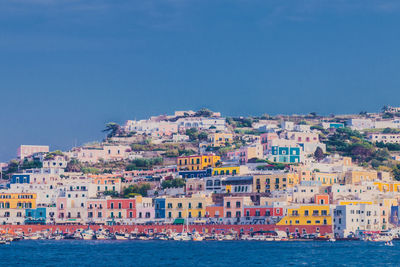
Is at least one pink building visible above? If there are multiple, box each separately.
[226,144,263,164]
[17,145,49,160]
[223,196,252,220]
[185,179,205,195]
[260,132,279,152]
[87,199,107,224]
[287,132,319,143]
[135,197,155,223]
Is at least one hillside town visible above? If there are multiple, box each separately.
[2,107,400,240]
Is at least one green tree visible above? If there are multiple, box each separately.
[314,147,325,162]
[195,108,213,117]
[66,159,82,172]
[103,122,122,138]
[392,164,400,181]
[161,178,185,189]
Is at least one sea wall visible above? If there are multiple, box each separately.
[0,224,332,235]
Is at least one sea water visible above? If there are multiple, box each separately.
[1,240,399,266]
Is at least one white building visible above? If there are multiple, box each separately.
[172,134,190,142]
[333,204,381,238]
[42,155,68,169]
[330,183,380,203]
[123,120,178,136]
[346,119,374,130]
[292,184,321,204]
[176,117,226,131]
[67,145,131,163]
[280,121,294,131]
[17,145,49,160]
[367,133,400,144]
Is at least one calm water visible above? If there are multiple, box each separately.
[1,240,399,266]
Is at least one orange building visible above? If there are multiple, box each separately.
[315,194,330,205]
[205,205,224,218]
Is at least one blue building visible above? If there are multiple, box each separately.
[269,146,301,163]
[10,174,30,184]
[25,208,46,225]
[154,198,165,219]
[179,168,212,179]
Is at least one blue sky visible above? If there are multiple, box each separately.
[1,0,400,161]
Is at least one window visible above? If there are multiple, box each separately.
[226,201,231,208]
[226,211,231,218]
[236,201,241,208]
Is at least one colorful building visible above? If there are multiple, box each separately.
[212,166,240,176]
[208,133,233,147]
[253,172,299,193]
[106,198,136,225]
[277,205,332,227]
[165,195,213,220]
[267,146,302,163]
[25,208,46,225]
[177,154,221,171]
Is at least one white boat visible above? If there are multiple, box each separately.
[192,232,204,241]
[81,230,95,240]
[328,238,336,242]
[223,234,235,241]
[172,232,191,241]
[96,233,108,240]
[24,233,41,240]
[115,233,129,240]
[385,241,394,246]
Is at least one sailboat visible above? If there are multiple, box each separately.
[173,209,192,241]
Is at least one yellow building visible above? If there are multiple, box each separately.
[177,154,220,171]
[291,166,313,182]
[165,195,213,219]
[0,193,36,209]
[338,200,373,205]
[373,181,400,192]
[208,133,233,147]
[344,170,377,184]
[212,166,240,176]
[313,172,341,186]
[277,205,332,226]
[253,173,299,193]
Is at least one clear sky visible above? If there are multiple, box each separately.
[1,0,400,161]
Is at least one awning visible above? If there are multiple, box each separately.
[173,219,185,225]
